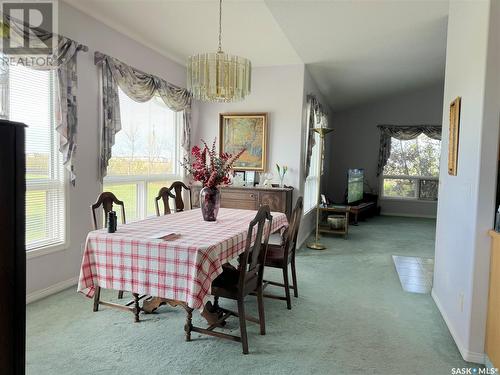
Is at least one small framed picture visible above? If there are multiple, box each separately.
[246,171,256,186]
[321,194,328,206]
[448,96,461,176]
[233,171,246,186]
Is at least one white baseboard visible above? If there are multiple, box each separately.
[381,212,437,219]
[431,289,485,364]
[27,276,79,304]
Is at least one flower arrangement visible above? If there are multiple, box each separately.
[276,164,288,187]
[182,138,245,189]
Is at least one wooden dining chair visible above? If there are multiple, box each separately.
[186,206,273,354]
[262,196,303,309]
[169,181,192,212]
[154,186,176,216]
[91,191,126,231]
[90,192,143,319]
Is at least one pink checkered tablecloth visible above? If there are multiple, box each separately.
[77,208,288,309]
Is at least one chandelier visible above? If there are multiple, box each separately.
[187,0,252,102]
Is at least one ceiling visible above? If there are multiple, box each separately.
[266,0,449,110]
[63,0,449,111]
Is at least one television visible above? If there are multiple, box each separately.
[347,168,364,204]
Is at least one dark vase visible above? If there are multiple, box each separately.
[200,186,220,221]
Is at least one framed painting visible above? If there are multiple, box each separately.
[219,113,268,172]
[448,97,461,176]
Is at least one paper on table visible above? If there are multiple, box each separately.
[149,231,181,241]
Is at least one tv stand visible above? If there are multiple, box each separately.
[318,205,350,239]
[347,193,379,225]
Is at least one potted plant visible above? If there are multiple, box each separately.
[182,139,244,221]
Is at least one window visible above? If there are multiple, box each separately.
[103,89,182,221]
[304,131,321,213]
[7,64,66,251]
[381,134,440,201]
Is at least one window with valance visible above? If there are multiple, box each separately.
[94,52,192,219]
[304,94,328,213]
[0,14,87,251]
[377,125,441,201]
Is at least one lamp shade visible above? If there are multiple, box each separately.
[187,51,251,102]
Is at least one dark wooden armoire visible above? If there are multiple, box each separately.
[0,120,26,375]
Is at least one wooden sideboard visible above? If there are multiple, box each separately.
[191,185,293,218]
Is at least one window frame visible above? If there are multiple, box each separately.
[303,130,321,215]
[26,177,70,259]
[379,175,439,202]
[380,134,440,202]
[5,65,70,256]
[103,103,183,221]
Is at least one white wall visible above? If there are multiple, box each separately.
[325,82,444,217]
[194,65,333,247]
[194,65,305,195]
[195,65,309,238]
[432,0,500,363]
[27,2,187,297]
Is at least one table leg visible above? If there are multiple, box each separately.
[185,307,193,342]
[132,293,140,323]
[345,211,349,239]
[142,297,223,331]
[93,286,101,312]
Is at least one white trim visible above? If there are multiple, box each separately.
[24,76,70,253]
[381,212,437,219]
[383,175,439,180]
[303,203,317,216]
[380,197,438,204]
[104,174,181,183]
[431,289,485,364]
[26,276,78,304]
[26,169,70,259]
[380,174,439,201]
[26,243,69,259]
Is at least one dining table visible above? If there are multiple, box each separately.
[77,207,288,338]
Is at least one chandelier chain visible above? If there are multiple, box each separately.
[218,0,222,52]
[187,0,251,102]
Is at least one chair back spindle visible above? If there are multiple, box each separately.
[91,192,126,230]
[283,196,304,261]
[238,206,273,291]
[155,187,176,216]
[89,192,129,304]
[169,181,192,212]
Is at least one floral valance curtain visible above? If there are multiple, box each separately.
[377,125,442,176]
[94,52,192,180]
[2,14,88,185]
[304,94,328,178]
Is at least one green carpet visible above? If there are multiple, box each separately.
[27,216,475,374]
